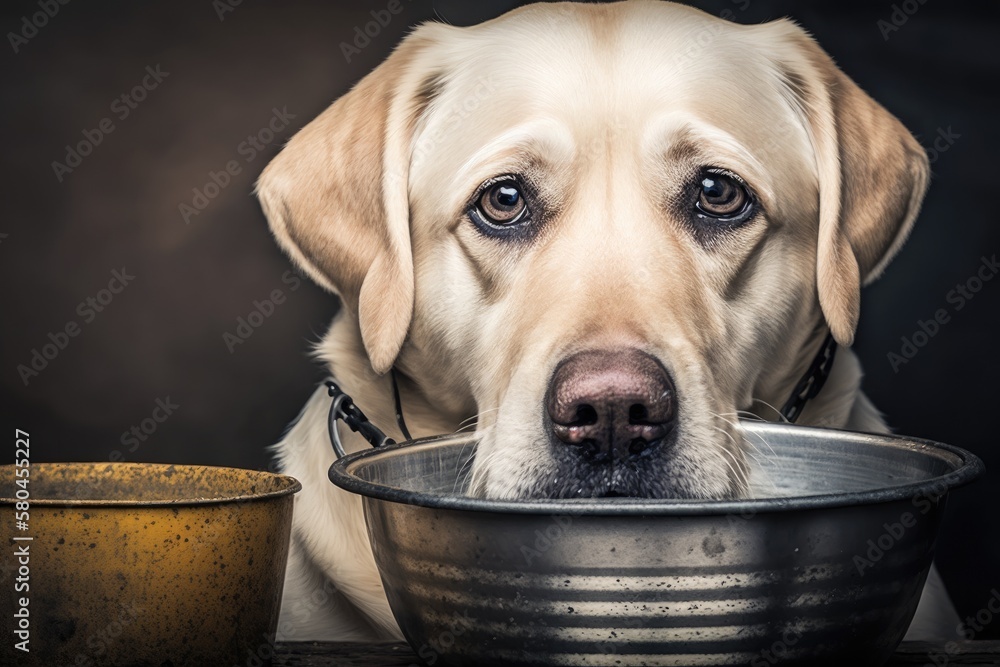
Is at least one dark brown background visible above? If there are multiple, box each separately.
[1,0,997,635]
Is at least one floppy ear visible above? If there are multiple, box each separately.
[256,25,446,373]
[773,24,930,346]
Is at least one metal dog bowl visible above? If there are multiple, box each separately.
[329,421,983,667]
[0,462,301,667]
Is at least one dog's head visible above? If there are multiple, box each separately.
[257,1,928,500]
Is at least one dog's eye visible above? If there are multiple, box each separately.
[475,180,528,226]
[695,170,754,221]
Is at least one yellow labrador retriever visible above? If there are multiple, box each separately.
[258,0,956,642]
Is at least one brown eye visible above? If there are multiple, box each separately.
[476,180,528,225]
[696,172,751,219]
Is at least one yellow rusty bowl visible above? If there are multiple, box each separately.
[0,462,300,667]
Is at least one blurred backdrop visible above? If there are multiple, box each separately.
[1,0,997,636]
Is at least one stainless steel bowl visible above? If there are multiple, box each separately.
[328,421,983,667]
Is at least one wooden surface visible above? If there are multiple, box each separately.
[274,641,1000,666]
[891,641,1000,665]
[275,642,417,666]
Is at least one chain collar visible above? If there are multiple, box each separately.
[326,368,411,458]
[778,332,838,423]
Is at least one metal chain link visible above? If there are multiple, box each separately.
[779,332,838,423]
[326,380,395,458]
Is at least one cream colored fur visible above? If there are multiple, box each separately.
[258,0,957,643]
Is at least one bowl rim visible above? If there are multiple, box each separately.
[0,461,302,506]
[329,421,984,516]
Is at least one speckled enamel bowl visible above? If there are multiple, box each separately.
[0,462,300,667]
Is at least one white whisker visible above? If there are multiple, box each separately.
[749,398,788,423]
[457,406,500,429]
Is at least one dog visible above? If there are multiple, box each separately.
[257,0,958,643]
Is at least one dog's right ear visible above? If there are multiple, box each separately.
[256,25,448,374]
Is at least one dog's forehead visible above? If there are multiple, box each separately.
[414,2,812,197]
[470,2,779,99]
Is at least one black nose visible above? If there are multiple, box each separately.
[545,349,676,462]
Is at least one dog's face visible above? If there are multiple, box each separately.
[258,1,928,500]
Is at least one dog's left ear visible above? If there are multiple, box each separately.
[771,23,930,346]
[256,25,450,374]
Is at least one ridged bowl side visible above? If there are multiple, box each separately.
[367,500,938,667]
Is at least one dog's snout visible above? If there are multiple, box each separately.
[546,349,676,462]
